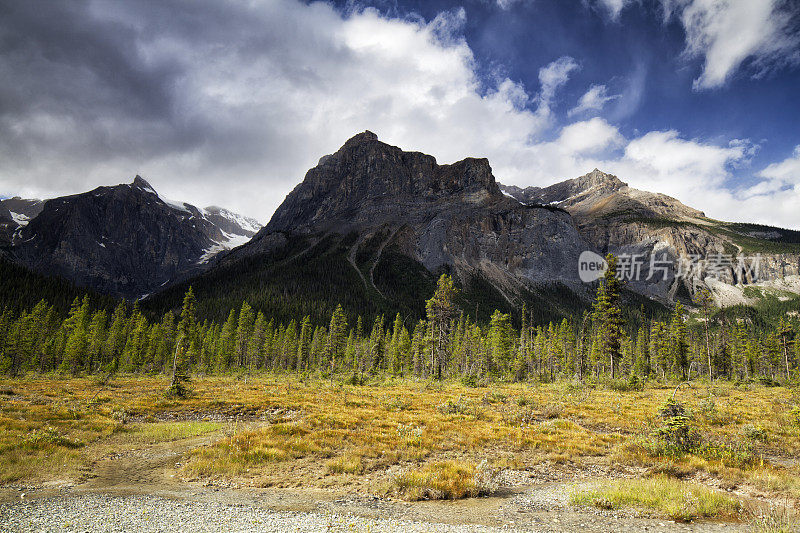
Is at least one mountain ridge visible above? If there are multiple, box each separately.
[5,176,261,299]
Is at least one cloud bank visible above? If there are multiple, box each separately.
[0,0,797,229]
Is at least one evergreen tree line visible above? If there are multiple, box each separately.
[0,258,798,384]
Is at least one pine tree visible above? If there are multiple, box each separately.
[103,303,128,372]
[368,315,384,373]
[693,288,714,380]
[634,325,650,378]
[591,254,623,378]
[777,317,795,381]
[324,305,348,373]
[670,302,689,379]
[217,309,237,371]
[488,310,513,378]
[425,274,458,380]
[86,310,108,373]
[61,296,91,375]
[296,315,312,371]
[234,301,254,368]
[386,313,404,375]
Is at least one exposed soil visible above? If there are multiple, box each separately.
[0,422,761,532]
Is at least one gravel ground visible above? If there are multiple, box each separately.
[1,494,508,533]
[0,488,752,533]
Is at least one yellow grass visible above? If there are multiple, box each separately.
[571,475,742,522]
[391,460,483,500]
[0,374,797,504]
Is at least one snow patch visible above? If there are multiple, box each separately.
[197,231,253,264]
[9,211,29,226]
[163,198,192,214]
[501,189,527,206]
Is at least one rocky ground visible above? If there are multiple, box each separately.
[0,434,753,533]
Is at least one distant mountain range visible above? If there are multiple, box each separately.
[1,177,260,298]
[3,132,799,322]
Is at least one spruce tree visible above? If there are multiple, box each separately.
[670,303,689,379]
[488,310,513,378]
[61,296,91,375]
[425,274,458,380]
[591,254,623,378]
[235,301,254,368]
[324,305,348,373]
[168,287,196,396]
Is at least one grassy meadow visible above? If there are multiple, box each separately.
[1,374,799,523]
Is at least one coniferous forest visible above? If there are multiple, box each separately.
[2,254,797,388]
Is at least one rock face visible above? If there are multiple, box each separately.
[0,197,44,244]
[267,131,502,233]
[242,131,592,305]
[501,170,800,305]
[9,177,261,298]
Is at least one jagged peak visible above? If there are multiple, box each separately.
[578,169,627,190]
[343,130,378,145]
[131,175,156,193]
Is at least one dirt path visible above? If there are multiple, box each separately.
[0,431,754,532]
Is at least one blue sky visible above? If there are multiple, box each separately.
[0,0,798,227]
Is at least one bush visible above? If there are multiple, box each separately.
[381,395,412,412]
[516,395,535,407]
[326,452,364,474]
[759,377,780,387]
[396,423,423,447]
[391,460,500,500]
[460,375,480,388]
[571,475,741,522]
[23,427,83,449]
[652,398,701,454]
[605,376,644,392]
[541,403,564,419]
[789,407,800,427]
[500,405,537,427]
[740,424,768,442]
[437,396,481,417]
[482,390,508,404]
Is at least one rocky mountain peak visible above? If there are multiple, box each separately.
[266,132,503,232]
[131,175,155,191]
[342,130,379,147]
[578,169,627,192]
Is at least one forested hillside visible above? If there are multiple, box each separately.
[2,255,797,386]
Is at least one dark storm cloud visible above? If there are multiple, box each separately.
[0,0,798,228]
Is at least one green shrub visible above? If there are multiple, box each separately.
[740,424,768,442]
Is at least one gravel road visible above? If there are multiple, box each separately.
[0,484,751,533]
[1,493,506,533]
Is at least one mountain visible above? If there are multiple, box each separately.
[0,197,45,244]
[6,176,261,298]
[501,170,800,305]
[148,131,602,325]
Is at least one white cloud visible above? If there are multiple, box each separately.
[533,56,580,124]
[0,1,562,221]
[568,84,622,116]
[591,0,636,20]
[538,57,580,102]
[758,145,800,185]
[495,0,530,9]
[661,0,800,90]
[2,0,798,230]
[556,118,625,155]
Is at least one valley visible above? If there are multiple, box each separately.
[1,375,797,531]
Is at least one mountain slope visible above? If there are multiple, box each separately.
[0,197,44,245]
[501,170,800,305]
[8,177,261,298]
[147,132,598,325]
